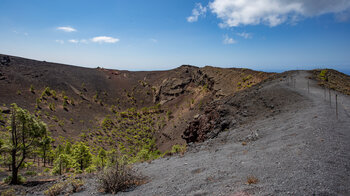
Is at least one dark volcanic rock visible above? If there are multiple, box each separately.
[182,109,220,143]
[182,78,305,144]
[0,56,11,66]
[154,66,214,104]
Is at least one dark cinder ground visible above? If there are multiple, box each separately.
[72,71,350,196]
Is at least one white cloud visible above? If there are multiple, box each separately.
[68,39,89,44]
[80,39,88,44]
[237,32,252,39]
[187,3,207,22]
[91,36,119,43]
[55,40,64,44]
[68,39,79,43]
[57,26,77,32]
[209,0,350,27]
[223,35,236,44]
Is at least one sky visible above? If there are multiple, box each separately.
[0,0,350,73]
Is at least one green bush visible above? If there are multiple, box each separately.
[51,90,57,99]
[30,84,35,93]
[171,144,187,155]
[319,69,328,81]
[102,116,114,130]
[49,103,55,111]
[70,179,84,193]
[1,188,16,196]
[44,181,67,196]
[25,170,37,176]
[2,175,26,184]
[42,87,51,97]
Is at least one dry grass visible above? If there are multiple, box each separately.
[70,179,84,193]
[246,176,259,185]
[98,162,143,194]
[44,178,84,196]
[44,181,66,196]
[1,188,16,196]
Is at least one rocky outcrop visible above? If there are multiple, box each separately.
[154,65,214,104]
[0,71,6,80]
[182,78,305,144]
[182,105,236,143]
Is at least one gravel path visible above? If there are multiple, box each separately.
[75,71,350,196]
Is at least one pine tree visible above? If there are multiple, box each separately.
[98,148,107,168]
[72,142,92,172]
[39,136,53,167]
[53,153,70,175]
[6,104,47,184]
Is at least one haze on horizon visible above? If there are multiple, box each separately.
[0,0,350,73]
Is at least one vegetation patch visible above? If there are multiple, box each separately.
[98,161,143,194]
[246,175,259,185]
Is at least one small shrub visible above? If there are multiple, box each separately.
[93,93,98,102]
[1,188,16,196]
[85,165,96,173]
[102,116,114,130]
[70,179,84,193]
[52,115,59,122]
[58,120,64,127]
[25,170,37,176]
[30,85,35,93]
[17,90,21,95]
[246,176,259,184]
[98,162,141,194]
[319,69,328,81]
[202,84,208,92]
[62,95,67,101]
[2,175,26,184]
[170,144,187,155]
[242,74,252,82]
[63,102,68,111]
[36,98,41,109]
[51,90,57,99]
[49,103,55,111]
[42,87,51,97]
[44,181,67,196]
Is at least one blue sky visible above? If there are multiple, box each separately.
[0,0,350,73]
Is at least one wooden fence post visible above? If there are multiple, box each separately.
[336,94,338,119]
[329,89,331,106]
